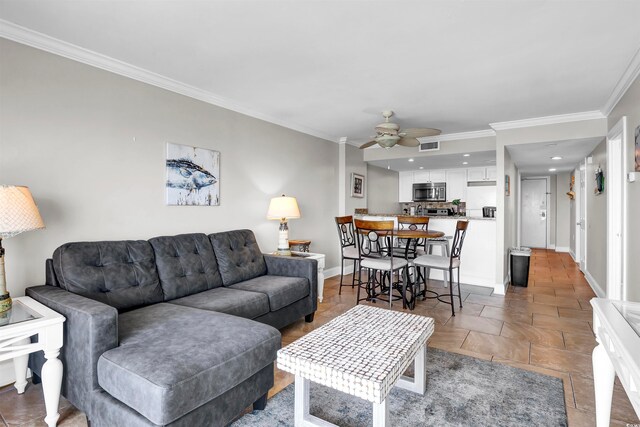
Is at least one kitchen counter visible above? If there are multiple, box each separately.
[353,214,498,290]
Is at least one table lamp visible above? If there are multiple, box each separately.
[0,186,45,312]
[267,194,300,256]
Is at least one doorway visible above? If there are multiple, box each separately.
[606,117,627,301]
[521,177,549,248]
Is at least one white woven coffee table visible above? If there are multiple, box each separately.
[277,304,435,427]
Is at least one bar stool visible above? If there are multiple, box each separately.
[335,216,360,295]
[413,220,469,316]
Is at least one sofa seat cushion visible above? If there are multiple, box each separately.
[97,303,280,425]
[230,275,309,311]
[169,287,270,319]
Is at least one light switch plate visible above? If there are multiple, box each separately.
[628,172,638,183]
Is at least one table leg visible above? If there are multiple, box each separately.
[372,398,389,427]
[42,349,63,427]
[13,338,30,394]
[396,344,427,394]
[294,374,335,426]
[592,344,615,427]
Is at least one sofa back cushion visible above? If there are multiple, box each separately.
[149,233,223,300]
[208,230,267,286]
[52,240,163,312]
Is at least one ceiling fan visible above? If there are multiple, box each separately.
[359,110,441,149]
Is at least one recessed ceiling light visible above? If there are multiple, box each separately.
[462,162,469,165]
[419,166,424,169]
[551,156,563,160]
[549,168,557,172]
[387,165,390,170]
[408,158,414,162]
[463,154,470,157]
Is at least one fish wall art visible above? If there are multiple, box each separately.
[166,142,220,206]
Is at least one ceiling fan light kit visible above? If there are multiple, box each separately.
[359,110,441,149]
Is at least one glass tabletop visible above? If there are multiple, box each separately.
[612,301,640,337]
[0,299,42,327]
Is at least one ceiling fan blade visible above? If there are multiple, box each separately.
[359,140,378,149]
[402,128,441,138]
[397,137,420,147]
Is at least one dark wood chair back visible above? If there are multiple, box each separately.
[353,219,394,259]
[335,216,355,249]
[450,220,469,266]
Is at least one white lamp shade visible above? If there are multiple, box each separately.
[0,185,45,238]
[267,195,301,220]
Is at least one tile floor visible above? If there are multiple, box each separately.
[1,249,638,426]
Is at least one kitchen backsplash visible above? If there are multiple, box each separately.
[401,201,466,214]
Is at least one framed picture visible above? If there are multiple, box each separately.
[635,125,639,172]
[351,173,365,198]
[166,142,220,206]
[505,174,510,196]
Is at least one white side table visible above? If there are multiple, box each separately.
[0,296,65,427]
[591,298,640,426]
[291,252,325,303]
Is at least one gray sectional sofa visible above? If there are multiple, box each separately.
[26,229,317,427]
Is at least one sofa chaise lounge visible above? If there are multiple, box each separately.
[26,229,317,426]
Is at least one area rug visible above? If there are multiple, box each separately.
[232,348,567,426]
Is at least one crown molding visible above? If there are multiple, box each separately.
[0,19,339,143]
[602,46,640,116]
[418,129,496,143]
[489,110,606,131]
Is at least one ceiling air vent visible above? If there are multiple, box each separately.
[419,141,440,152]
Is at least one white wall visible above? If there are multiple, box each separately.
[0,39,341,301]
[549,174,557,248]
[585,139,607,296]
[503,148,518,284]
[366,165,399,214]
[344,144,367,215]
[555,172,571,250]
[607,74,640,302]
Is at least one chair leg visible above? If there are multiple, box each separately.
[449,268,455,316]
[388,270,393,308]
[339,257,345,295]
[457,268,463,308]
[356,268,363,305]
[351,259,356,288]
[422,266,428,301]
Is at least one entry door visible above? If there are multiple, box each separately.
[521,178,547,248]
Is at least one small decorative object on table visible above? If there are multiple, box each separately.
[289,239,311,252]
[0,186,45,312]
[351,173,365,198]
[267,194,301,256]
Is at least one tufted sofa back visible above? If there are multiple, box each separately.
[52,240,163,312]
[209,230,267,286]
[149,233,224,300]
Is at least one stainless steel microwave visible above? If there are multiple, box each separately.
[413,182,446,202]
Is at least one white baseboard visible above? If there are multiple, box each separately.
[555,246,570,253]
[585,270,606,298]
[324,264,354,279]
[494,276,510,295]
[547,244,556,250]
[569,249,577,262]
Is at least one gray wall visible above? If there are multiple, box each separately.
[344,144,367,215]
[607,74,640,302]
[366,165,399,214]
[586,139,607,295]
[0,39,340,298]
[503,147,518,281]
[555,172,571,250]
[569,170,576,257]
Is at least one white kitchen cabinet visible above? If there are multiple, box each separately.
[467,167,497,182]
[398,171,414,202]
[486,166,497,181]
[445,169,467,201]
[413,169,445,183]
[429,169,446,182]
[412,171,429,183]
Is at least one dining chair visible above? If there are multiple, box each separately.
[413,220,469,316]
[396,216,430,259]
[335,216,360,295]
[354,219,411,308]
